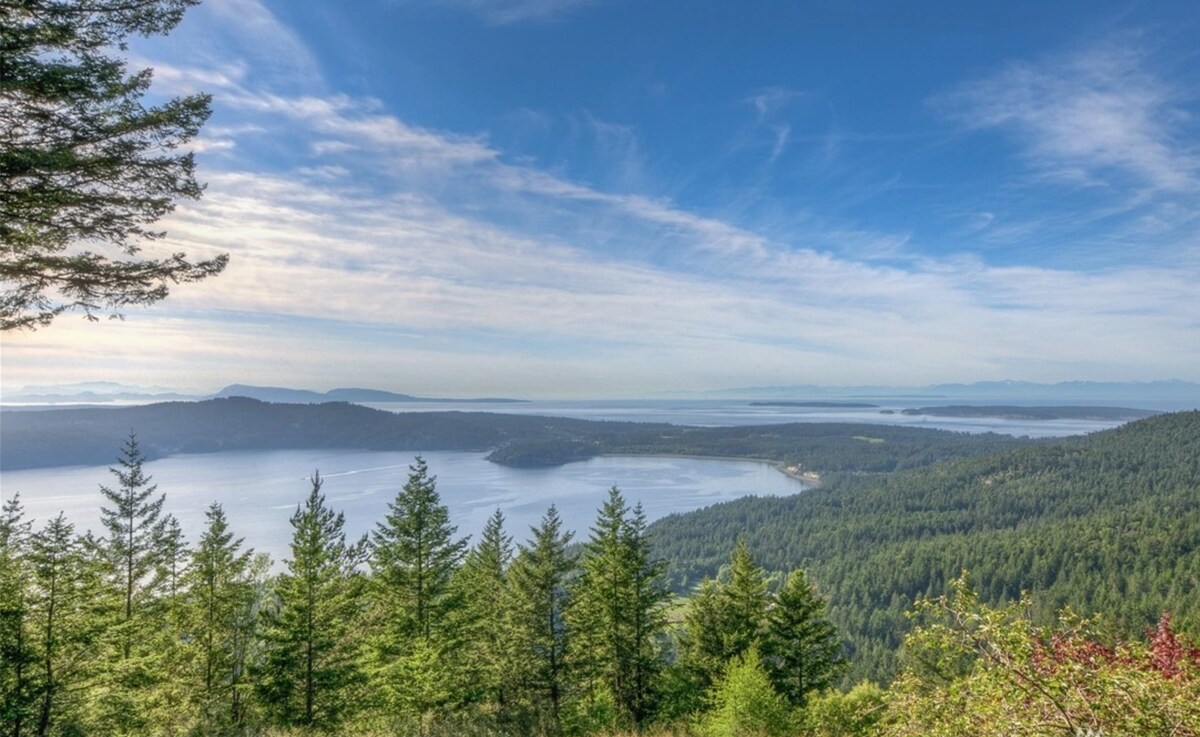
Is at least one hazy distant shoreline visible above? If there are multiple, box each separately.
[883,405,1159,421]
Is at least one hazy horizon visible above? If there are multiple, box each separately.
[4,377,1200,405]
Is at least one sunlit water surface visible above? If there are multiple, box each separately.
[2,451,806,562]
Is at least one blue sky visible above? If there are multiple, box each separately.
[4,0,1200,397]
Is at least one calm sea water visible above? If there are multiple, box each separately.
[1,450,806,562]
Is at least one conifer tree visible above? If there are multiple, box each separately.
[622,502,671,725]
[229,553,271,729]
[95,435,171,735]
[676,577,726,705]
[371,456,468,641]
[98,434,167,652]
[367,456,468,730]
[696,647,793,737]
[505,505,575,733]
[1,0,227,330]
[147,513,195,737]
[154,515,188,604]
[258,473,366,731]
[721,538,769,656]
[0,495,35,737]
[568,488,670,729]
[761,569,845,707]
[682,539,770,694]
[450,508,512,711]
[28,515,110,737]
[185,503,256,731]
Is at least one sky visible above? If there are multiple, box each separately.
[3,0,1200,398]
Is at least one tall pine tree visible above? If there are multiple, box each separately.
[28,515,110,737]
[568,488,670,730]
[761,569,845,706]
[505,505,575,734]
[622,503,670,725]
[154,515,188,604]
[450,508,513,712]
[95,434,172,735]
[367,456,468,730]
[370,456,467,642]
[258,473,366,731]
[720,538,770,658]
[184,503,256,732]
[98,434,167,655]
[681,538,770,695]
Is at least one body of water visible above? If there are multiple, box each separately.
[1,450,806,563]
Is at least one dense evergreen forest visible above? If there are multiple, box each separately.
[1,412,1197,736]
[649,410,1200,682]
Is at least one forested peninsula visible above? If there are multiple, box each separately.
[887,404,1159,420]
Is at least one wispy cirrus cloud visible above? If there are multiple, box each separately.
[399,0,602,24]
[133,0,322,92]
[739,86,803,165]
[934,43,1199,194]
[746,86,803,121]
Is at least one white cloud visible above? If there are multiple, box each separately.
[769,124,791,164]
[188,137,237,154]
[225,92,499,168]
[746,86,802,121]
[194,0,324,87]
[935,44,1199,194]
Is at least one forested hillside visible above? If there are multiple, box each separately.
[649,410,1200,682]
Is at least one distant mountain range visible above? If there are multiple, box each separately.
[208,384,525,404]
[0,382,527,405]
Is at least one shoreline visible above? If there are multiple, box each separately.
[591,452,821,488]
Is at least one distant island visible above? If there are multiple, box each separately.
[748,401,879,408]
[882,405,1159,421]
